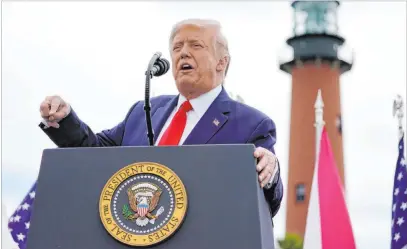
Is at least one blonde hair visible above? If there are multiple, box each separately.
[169,18,231,76]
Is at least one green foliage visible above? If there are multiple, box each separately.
[122,204,134,220]
[277,233,303,249]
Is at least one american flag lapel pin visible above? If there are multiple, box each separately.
[213,119,220,126]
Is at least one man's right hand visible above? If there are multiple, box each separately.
[40,95,71,128]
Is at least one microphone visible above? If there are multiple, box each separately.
[144,52,170,146]
[151,58,170,77]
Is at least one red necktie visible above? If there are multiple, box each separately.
[158,101,193,145]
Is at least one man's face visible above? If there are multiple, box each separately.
[170,25,221,98]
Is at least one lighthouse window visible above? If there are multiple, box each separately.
[295,183,306,202]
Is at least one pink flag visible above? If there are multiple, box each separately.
[303,127,356,249]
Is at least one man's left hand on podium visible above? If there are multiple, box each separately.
[254,147,278,189]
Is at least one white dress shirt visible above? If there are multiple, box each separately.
[155,84,222,145]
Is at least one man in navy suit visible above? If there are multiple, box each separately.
[39,19,283,218]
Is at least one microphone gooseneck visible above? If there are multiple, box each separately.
[144,52,170,146]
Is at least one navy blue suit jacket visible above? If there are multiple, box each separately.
[41,87,283,217]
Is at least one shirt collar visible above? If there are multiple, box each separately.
[177,84,222,118]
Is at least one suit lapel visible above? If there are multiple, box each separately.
[183,88,232,145]
[149,96,178,144]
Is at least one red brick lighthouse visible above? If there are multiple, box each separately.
[279,0,353,238]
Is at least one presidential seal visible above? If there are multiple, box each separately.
[99,162,188,247]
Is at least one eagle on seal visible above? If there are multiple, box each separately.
[126,182,162,226]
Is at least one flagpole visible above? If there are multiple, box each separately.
[314,89,325,160]
[303,89,326,249]
[393,94,404,139]
[390,95,407,248]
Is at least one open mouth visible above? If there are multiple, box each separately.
[180,63,194,71]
